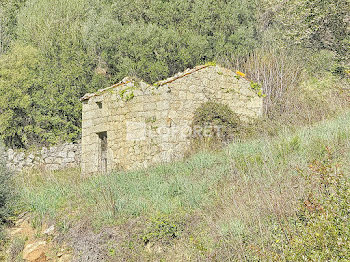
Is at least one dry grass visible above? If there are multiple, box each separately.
[221,46,350,124]
[11,109,350,261]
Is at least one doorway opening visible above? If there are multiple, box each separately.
[97,131,107,173]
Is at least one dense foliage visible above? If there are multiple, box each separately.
[0,0,348,148]
[277,0,350,65]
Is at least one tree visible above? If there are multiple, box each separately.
[277,0,350,63]
[84,0,260,83]
[0,44,40,148]
[0,0,26,54]
[0,42,101,148]
[0,0,105,147]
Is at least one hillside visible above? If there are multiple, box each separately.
[0,0,349,261]
[4,110,350,261]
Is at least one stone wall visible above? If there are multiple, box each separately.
[6,142,81,172]
[81,65,264,174]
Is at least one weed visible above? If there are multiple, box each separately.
[142,214,184,245]
[284,148,350,261]
[7,237,25,262]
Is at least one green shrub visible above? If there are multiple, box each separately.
[0,143,12,224]
[281,148,350,261]
[192,102,241,144]
[0,142,14,248]
[6,237,25,262]
[142,214,184,245]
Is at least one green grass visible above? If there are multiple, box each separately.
[15,111,350,260]
[19,152,227,223]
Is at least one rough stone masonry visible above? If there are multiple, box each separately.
[80,64,264,174]
[6,142,81,172]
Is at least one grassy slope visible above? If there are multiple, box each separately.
[16,111,350,260]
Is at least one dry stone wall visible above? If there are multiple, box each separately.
[6,142,81,172]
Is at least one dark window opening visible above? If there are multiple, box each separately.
[96,102,102,109]
[97,131,107,173]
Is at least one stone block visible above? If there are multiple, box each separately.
[47,164,60,170]
[15,152,25,162]
[156,100,170,111]
[7,149,14,161]
[67,151,75,159]
[178,91,186,100]
[58,151,67,158]
[44,157,54,164]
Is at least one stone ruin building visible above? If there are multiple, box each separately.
[80,64,264,174]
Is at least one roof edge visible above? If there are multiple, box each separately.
[80,63,219,101]
[80,78,131,101]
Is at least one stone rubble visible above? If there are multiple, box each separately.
[7,214,73,262]
[22,241,47,262]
